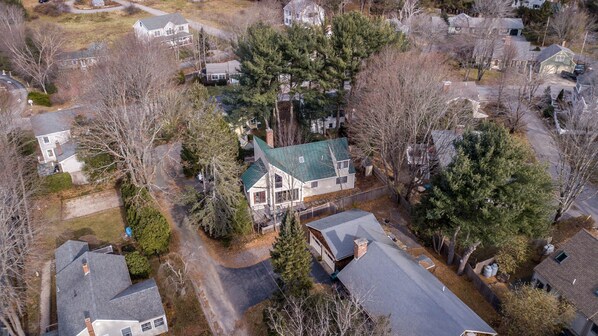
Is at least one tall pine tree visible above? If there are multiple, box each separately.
[270,210,312,297]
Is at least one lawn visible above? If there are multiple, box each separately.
[458,68,502,85]
[31,11,148,51]
[137,0,252,29]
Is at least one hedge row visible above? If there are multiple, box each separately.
[121,182,170,255]
[28,91,52,107]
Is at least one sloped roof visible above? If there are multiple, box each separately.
[55,241,165,336]
[449,14,524,30]
[55,140,78,163]
[58,43,105,61]
[138,13,188,30]
[536,44,575,63]
[241,158,267,189]
[30,108,85,136]
[473,38,532,61]
[431,130,462,169]
[306,210,394,260]
[206,60,241,75]
[338,242,497,336]
[534,230,598,323]
[250,137,354,183]
[283,0,323,12]
[445,81,479,102]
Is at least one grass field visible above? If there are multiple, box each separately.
[29,11,147,51]
[137,0,252,29]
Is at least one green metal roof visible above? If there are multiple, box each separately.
[250,137,355,183]
[241,158,268,189]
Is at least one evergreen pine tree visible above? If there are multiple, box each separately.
[270,210,313,297]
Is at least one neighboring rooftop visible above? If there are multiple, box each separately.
[30,108,85,136]
[534,229,598,323]
[206,60,241,75]
[306,210,393,260]
[536,43,575,63]
[337,241,497,336]
[241,157,268,189]
[445,81,479,102]
[58,42,105,61]
[55,140,78,162]
[138,13,188,30]
[250,137,355,183]
[449,13,524,30]
[283,0,321,11]
[431,130,462,169]
[474,38,532,62]
[55,240,165,336]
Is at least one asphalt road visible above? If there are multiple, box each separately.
[0,74,31,130]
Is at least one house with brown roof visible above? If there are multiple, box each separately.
[532,229,598,336]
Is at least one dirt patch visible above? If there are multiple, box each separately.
[198,230,277,268]
[240,300,269,336]
[62,188,122,220]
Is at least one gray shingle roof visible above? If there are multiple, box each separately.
[450,14,523,30]
[431,130,462,169]
[338,241,497,336]
[55,140,78,163]
[138,13,188,31]
[55,240,89,273]
[536,44,575,63]
[205,60,241,75]
[248,137,354,184]
[58,43,105,61]
[307,210,393,260]
[445,81,479,102]
[30,108,85,136]
[534,230,598,323]
[55,241,165,336]
[473,39,532,62]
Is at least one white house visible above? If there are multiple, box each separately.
[310,114,345,134]
[283,0,325,27]
[203,60,241,85]
[448,13,524,36]
[241,130,355,212]
[133,13,192,47]
[532,230,598,336]
[30,108,86,180]
[55,240,168,336]
[512,0,551,9]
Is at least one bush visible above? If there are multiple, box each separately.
[123,3,141,15]
[125,251,151,279]
[44,173,73,193]
[33,1,70,16]
[543,105,554,119]
[176,71,186,85]
[495,236,530,276]
[121,182,171,255]
[28,91,52,107]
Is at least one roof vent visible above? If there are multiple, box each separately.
[298,156,304,163]
[554,251,568,264]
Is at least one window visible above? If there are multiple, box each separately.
[121,327,132,336]
[211,74,220,80]
[166,28,174,35]
[328,123,333,128]
[554,251,568,263]
[154,318,165,327]
[153,30,161,37]
[254,191,266,204]
[47,149,54,157]
[343,161,349,168]
[555,54,565,63]
[284,9,290,16]
[275,189,299,203]
[296,13,300,19]
[141,322,152,332]
[336,176,348,185]
[275,174,283,188]
[311,181,318,188]
[43,136,49,144]
[337,160,349,169]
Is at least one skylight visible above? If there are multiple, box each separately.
[298,156,305,163]
[554,251,568,264]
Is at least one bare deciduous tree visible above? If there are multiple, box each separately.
[350,49,458,198]
[550,5,595,45]
[473,0,513,18]
[225,0,282,40]
[552,99,598,222]
[0,6,66,93]
[75,35,183,190]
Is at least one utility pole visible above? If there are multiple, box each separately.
[580,30,589,59]
[542,16,550,47]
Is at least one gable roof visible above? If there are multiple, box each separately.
[536,44,575,63]
[306,210,394,260]
[473,38,532,62]
[206,60,241,75]
[445,81,479,102]
[534,229,598,322]
[338,241,497,336]
[30,108,85,136]
[58,43,105,61]
[138,13,188,31]
[55,241,165,336]
[431,130,462,169]
[55,140,78,163]
[449,14,524,30]
[283,0,323,12]
[249,137,355,183]
[241,158,268,189]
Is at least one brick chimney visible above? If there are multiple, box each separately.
[562,40,566,48]
[353,238,368,260]
[54,142,63,156]
[442,81,451,93]
[504,35,512,46]
[82,259,90,275]
[266,128,274,148]
[84,312,96,336]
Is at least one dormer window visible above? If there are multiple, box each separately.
[275,174,283,188]
[337,160,349,169]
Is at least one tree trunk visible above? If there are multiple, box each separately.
[447,226,460,265]
[457,241,481,275]
[554,206,564,223]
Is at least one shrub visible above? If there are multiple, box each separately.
[123,3,140,15]
[125,251,151,279]
[543,105,554,119]
[176,71,186,85]
[28,91,52,107]
[495,236,530,276]
[44,173,73,193]
[33,1,70,16]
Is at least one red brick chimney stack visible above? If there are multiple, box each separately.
[266,128,274,148]
[354,238,368,260]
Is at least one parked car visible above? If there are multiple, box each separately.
[560,70,577,81]
[574,64,586,75]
